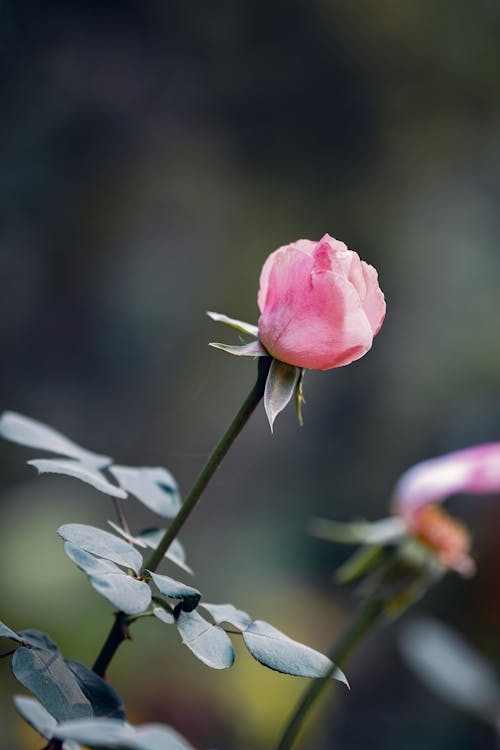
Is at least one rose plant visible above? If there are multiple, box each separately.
[0,234,385,749]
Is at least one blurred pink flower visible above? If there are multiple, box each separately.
[393,443,500,523]
[257,234,386,370]
[393,443,500,575]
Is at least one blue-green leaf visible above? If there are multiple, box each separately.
[109,466,181,518]
[309,516,405,545]
[209,340,268,357]
[58,524,142,573]
[29,459,127,499]
[64,543,151,615]
[200,603,252,631]
[54,718,131,745]
[175,610,234,670]
[0,620,23,643]
[152,603,174,625]
[242,621,348,684]
[108,523,193,575]
[12,631,92,722]
[149,572,200,612]
[0,411,110,467]
[65,660,126,720]
[400,618,500,723]
[264,360,300,432]
[13,695,57,739]
[53,718,195,749]
[207,310,259,337]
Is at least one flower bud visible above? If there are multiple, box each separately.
[257,234,386,370]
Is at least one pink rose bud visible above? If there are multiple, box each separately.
[257,234,386,370]
[393,442,500,524]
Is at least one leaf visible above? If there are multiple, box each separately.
[149,572,200,612]
[264,359,300,432]
[29,459,127,499]
[107,523,193,575]
[400,618,500,724]
[200,603,252,631]
[65,660,126,720]
[130,724,195,750]
[209,340,268,357]
[0,411,110,467]
[206,310,259,337]
[53,718,195,749]
[309,516,406,545]
[0,620,24,643]
[54,718,132,746]
[335,544,389,584]
[58,524,143,573]
[175,609,235,670]
[64,543,151,616]
[13,695,58,739]
[242,621,348,684]
[152,603,174,625]
[109,466,181,518]
[12,630,92,722]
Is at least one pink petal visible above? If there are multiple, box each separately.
[393,442,500,523]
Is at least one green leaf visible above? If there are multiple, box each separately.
[65,660,126,720]
[53,718,195,749]
[58,524,143,573]
[209,340,268,357]
[152,602,174,625]
[29,459,127,499]
[148,572,200,613]
[12,631,92,722]
[0,620,24,643]
[206,310,259,337]
[335,544,389,584]
[175,610,235,670]
[200,603,252,630]
[0,411,110,467]
[13,695,58,739]
[242,621,348,684]
[63,543,151,615]
[264,359,300,432]
[400,618,500,724]
[107,523,193,575]
[309,516,405,545]
[54,718,131,745]
[109,466,181,518]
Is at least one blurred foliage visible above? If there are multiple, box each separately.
[2,1,500,748]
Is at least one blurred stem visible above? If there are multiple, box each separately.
[92,356,271,677]
[112,497,131,536]
[275,598,385,750]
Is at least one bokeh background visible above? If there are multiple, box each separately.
[2,1,500,748]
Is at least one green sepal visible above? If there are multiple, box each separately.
[206,311,259,337]
[264,359,300,432]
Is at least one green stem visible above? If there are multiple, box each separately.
[144,356,271,573]
[92,356,271,676]
[92,611,129,677]
[275,598,384,750]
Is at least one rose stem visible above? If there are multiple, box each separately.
[93,356,272,677]
[275,598,384,750]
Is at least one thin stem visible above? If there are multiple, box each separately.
[92,611,129,677]
[92,357,271,676]
[275,598,384,750]
[113,497,131,536]
[144,356,271,573]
